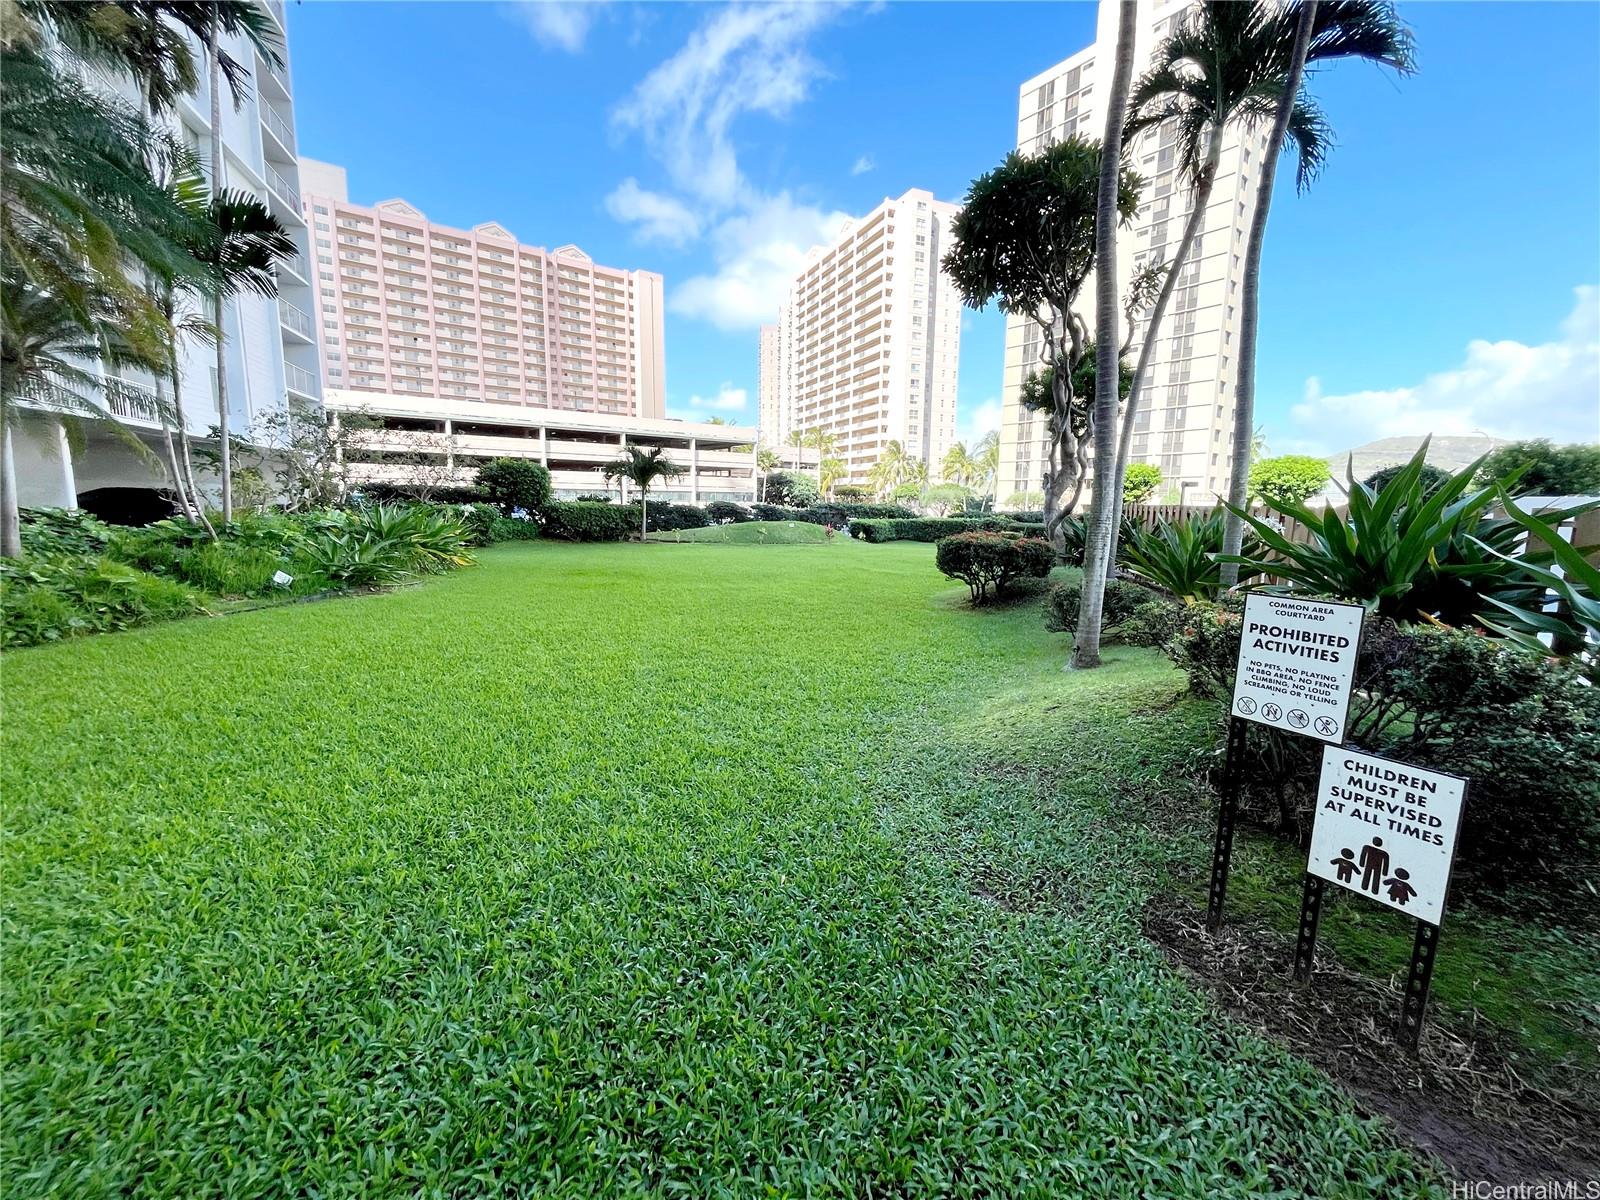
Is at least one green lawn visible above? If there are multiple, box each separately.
[2,542,1440,1198]
[644,518,838,544]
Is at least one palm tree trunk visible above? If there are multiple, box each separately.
[207,17,232,525]
[1220,0,1317,586]
[640,490,648,541]
[155,387,193,519]
[1108,133,1223,561]
[1,421,21,559]
[1072,0,1138,670]
[169,352,216,537]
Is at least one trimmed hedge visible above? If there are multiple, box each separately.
[749,502,916,526]
[1044,578,1169,644]
[935,532,1055,603]
[704,501,753,524]
[489,516,541,542]
[853,516,1012,543]
[644,503,713,533]
[540,502,641,542]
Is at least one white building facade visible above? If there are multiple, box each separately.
[13,0,320,510]
[997,0,1269,508]
[769,188,963,486]
[756,323,781,448]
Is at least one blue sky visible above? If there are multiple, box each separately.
[288,1,1600,454]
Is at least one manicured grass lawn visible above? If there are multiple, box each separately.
[644,518,838,544]
[2,542,1441,1197]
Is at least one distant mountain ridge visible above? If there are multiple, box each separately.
[1313,434,1513,499]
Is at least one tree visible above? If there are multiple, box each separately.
[200,1,285,523]
[944,139,1141,556]
[1073,0,1141,670]
[1248,454,1331,506]
[868,439,910,498]
[755,447,780,502]
[833,483,870,501]
[818,456,847,500]
[973,431,1000,507]
[1219,0,1415,583]
[253,396,366,510]
[1473,440,1600,497]
[763,469,820,508]
[477,457,553,513]
[2,267,169,556]
[1364,461,1450,496]
[922,483,971,516]
[1123,462,1162,504]
[603,445,685,540]
[1004,490,1044,512]
[942,441,979,487]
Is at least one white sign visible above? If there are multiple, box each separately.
[1308,746,1466,926]
[271,570,294,588]
[1230,594,1363,742]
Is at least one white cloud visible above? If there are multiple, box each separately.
[604,179,701,246]
[503,1,607,52]
[671,193,850,331]
[850,153,875,176]
[687,384,749,413]
[960,397,1002,443]
[612,3,840,208]
[1288,286,1600,453]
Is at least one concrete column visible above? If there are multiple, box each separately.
[539,426,548,467]
[443,418,454,470]
[690,438,699,504]
[56,420,78,508]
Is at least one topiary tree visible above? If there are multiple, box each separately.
[1122,462,1162,504]
[1247,454,1330,507]
[476,457,552,513]
[1473,439,1600,497]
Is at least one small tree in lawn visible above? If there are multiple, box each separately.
[1248,454,1330,506]
[1123,462,1162,504]
[603,445,685,540]
[477,457,552,514]
[944,139,1141,558]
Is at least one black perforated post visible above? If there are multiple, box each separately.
[1399,921,1440,1054]
[1206,716,1249,931]
[1292,874,1325,983]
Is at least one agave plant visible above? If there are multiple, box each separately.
[1118,507,1258,603]
[1217,442,1587,624]
[1475,491,1600,683]
[291,504,473,585]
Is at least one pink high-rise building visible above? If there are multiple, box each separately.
[299,158,665,419]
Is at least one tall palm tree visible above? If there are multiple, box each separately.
[972,431,1000,508]
[941,441,977,487]
[603,445,686,540]
[818,456,846,500]
[1218,0,1414,583]
[869,439,910,499]
[198,0,283,521]
[755,446,780,502]
[1074,0,1140,670]
[804,428,839,491]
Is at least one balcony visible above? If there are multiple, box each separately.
[264,163,300,215]
[262,104,295,156]
[285,361,320,398]
[278,300,313,342]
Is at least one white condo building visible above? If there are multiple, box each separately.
[768,188,963,486]
[12,1,320,512]
[756,324,781,447]
[997,0,1270,508]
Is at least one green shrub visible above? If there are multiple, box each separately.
[1057,514,1087,565]
[1044,578,1166,642]
[290,505,474,585]
[748,502,915,526]
[762,471,820,508]
[1247,454,1331,506]
[704,501,752,524]
[935,532,1054,603]
[1474,439,1600,496]
[1119,507,1259,602]
[541,501,640,542]
[644,503,710,533]
[488,516,541,542]
[17,507,115,558]
[1162,604,1600,876]
[1123,463,1162,504]
[1222,443,1588,626]
[454,503,500,547]
[476,458,553,513]
[854,517,1010,543]
[1,556,205,648]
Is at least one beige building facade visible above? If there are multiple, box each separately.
[768,188,963,485]
[997,0,1270,508]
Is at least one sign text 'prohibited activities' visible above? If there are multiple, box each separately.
[1230,594,1363,742]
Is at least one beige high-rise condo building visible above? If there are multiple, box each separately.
[997,0,1270,508]
[768,188,963,486]
[299,158,664,419]
[757,323,782,447]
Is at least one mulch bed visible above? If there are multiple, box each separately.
[1144,897,1600,1186]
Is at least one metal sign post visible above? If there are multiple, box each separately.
[1208,595,1364,932]
[1301,746,1469,1053]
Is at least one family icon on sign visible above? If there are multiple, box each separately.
[1329,836,1418,907]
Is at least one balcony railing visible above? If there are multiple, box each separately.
[263,104,295,152]
[278,300,312,338]
[265,163,299,211]
[284,361,319,396]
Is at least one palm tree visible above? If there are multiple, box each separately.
[2,267,169,557]
[1073,0,1140,670]
[603,445,686,540]
[941,441,977,487]
[1218,0,1414,583]
[804,428,840,491]
[197,1,284,521]
[756,446,780,502]
[818,456,847,500]
[973,431,1000,508]
[869,439,910,499]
